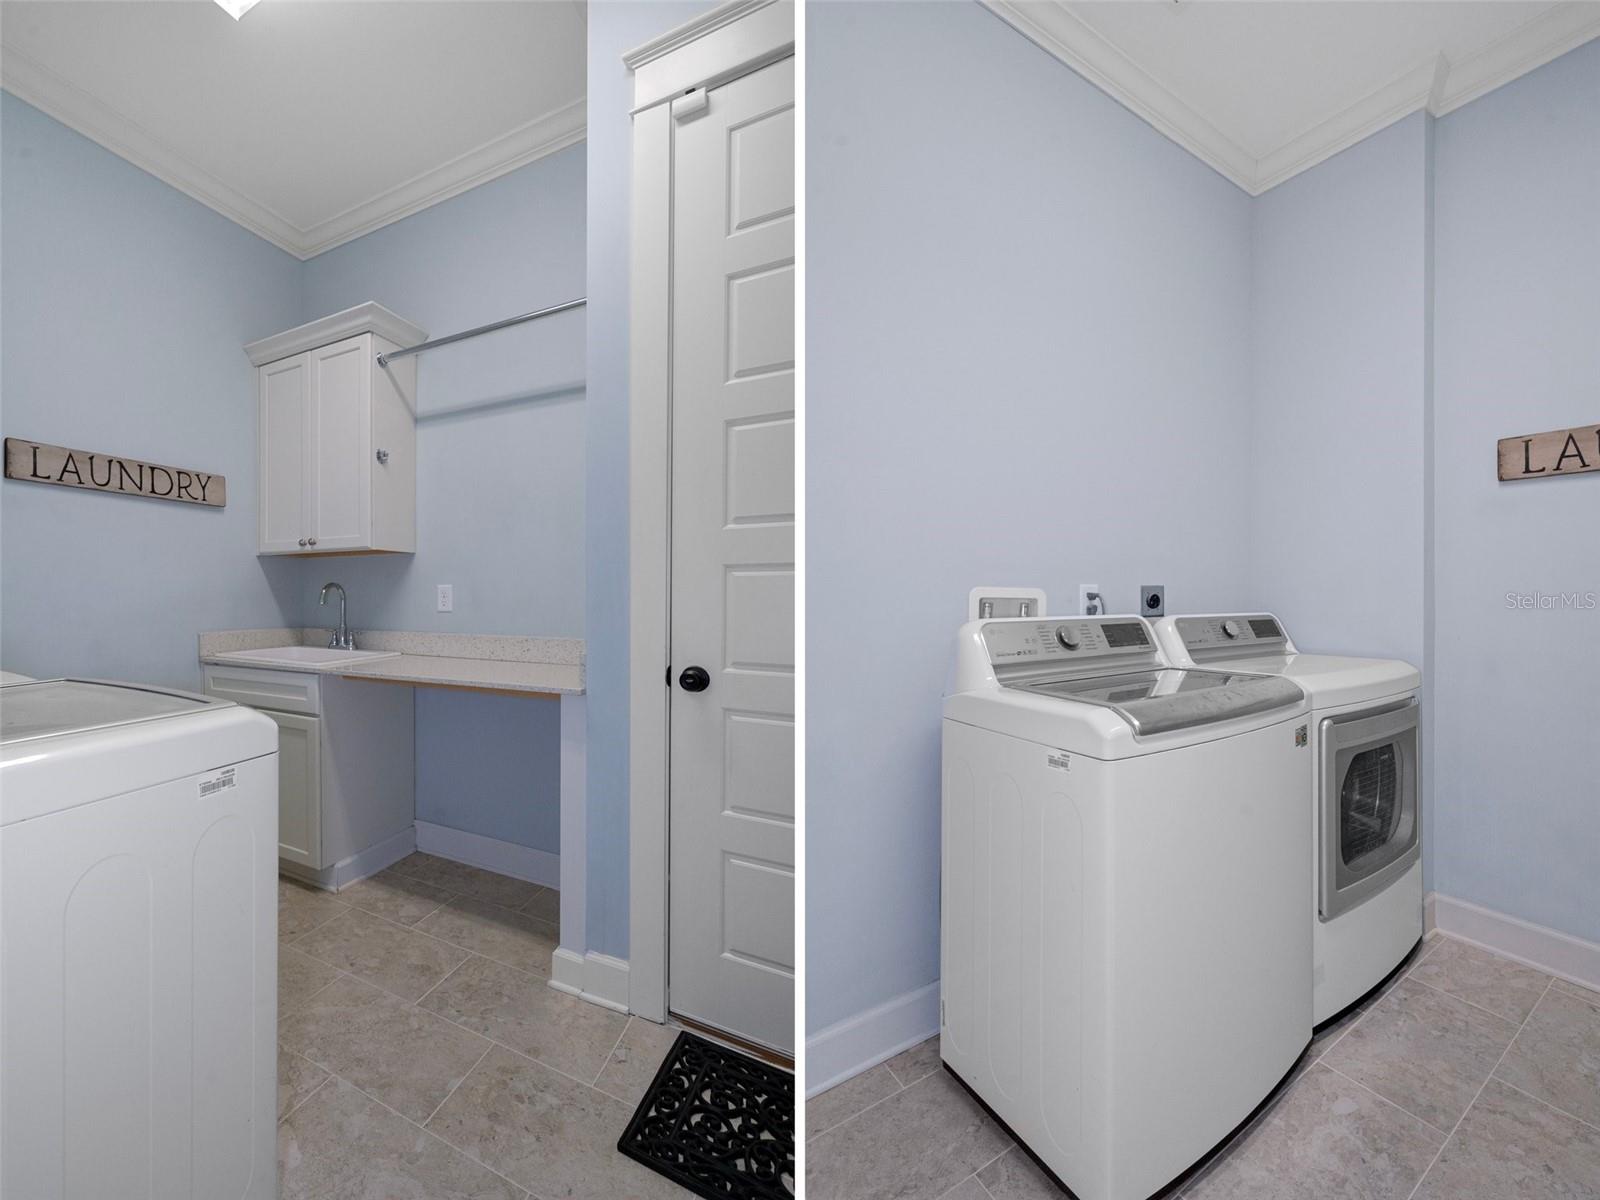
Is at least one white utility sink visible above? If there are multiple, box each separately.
[213,646,401,669]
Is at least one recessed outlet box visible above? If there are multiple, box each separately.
[1079,584,1104,616]
[436,584,454,613]
[1141,584,1165,617]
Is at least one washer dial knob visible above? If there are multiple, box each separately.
[1220,619,1245,640]
[1055,625,1080,650]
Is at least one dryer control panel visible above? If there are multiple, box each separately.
[1174,614,1290,659]
[981,618,1155,669]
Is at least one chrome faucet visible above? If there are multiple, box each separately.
[319,582,354,650]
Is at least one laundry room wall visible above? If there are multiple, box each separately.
[1247,112,1432,671]
[0,92,304,686]
[584,0,719,960]
[299,145,587,857]
[1431,39,1600,946]
[1246,111,1436,887]
[805,0,1256,1080]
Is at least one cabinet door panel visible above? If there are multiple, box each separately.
[258,356,310,553]
[308,337,371,551]
[267,711,322,869]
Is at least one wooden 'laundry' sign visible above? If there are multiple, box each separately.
[3,437,226,507]
[1497,422,1600,483]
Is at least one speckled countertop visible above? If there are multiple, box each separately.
[199,629,584,696]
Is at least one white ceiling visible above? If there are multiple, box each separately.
[986,0,1600,193]
[0,0,587,258]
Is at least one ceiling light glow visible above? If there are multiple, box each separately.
[214,0,261,20]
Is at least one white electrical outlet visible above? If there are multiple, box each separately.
[1079,584,1104,616]
[436,584,454,613]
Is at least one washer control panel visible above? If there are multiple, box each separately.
[1175,614,1288,651]
[982,618,1153,666]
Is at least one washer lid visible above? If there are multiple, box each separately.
[1008,667,1305,736]
[0,678,232,746]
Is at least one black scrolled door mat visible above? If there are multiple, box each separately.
[617,1030,795,1199]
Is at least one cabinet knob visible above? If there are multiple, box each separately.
[298,538,308,547]
[308,538,318,546]
[376,449,390,464]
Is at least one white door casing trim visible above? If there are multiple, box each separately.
[549,948,632,1014]
[625,0,795,1026]
[624,0,794,113]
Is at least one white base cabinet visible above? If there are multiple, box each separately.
[203,665,414,884]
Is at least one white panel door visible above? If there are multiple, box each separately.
[268,710,322,869]
[667,55,795,1053]
[307,335,372,551]
[258,355,309,553]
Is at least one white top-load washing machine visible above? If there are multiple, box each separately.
[1151,615,1423,1025]
[942,616,1313,1200]
[1,678,280,1200]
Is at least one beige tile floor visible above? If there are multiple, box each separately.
[806,933,1600,1200]
[276,854,691,1200]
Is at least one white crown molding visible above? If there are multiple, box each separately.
[981,0,1257,191]
[245,302,427,366]
[0,42,307,252]
[296,98,586,258]
[623,0,776,70]
[982,0,1600,196]
[1,42,585,260]
[1433,0,1600,115]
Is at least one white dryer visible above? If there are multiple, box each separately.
[1,678,280,1200]
[1151,615,1423,1024]
[942,616,1313,1200]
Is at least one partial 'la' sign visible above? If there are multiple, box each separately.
[3,437,226,507]
[1497,422,1600,483]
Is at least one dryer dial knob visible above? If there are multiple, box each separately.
[1055,625,1080,650]
[1221,619,1245,639]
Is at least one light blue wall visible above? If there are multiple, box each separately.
[415,689,561,855]
[1247,113,1435,884]
[1249,113,1431,668]
[1431,40,1600,943]
[298,147,586,854]
[298,145,587,638]
[0,93,304,686]
[805,0,1256,1034]
[1,92,581,859]
[585,0,717,958]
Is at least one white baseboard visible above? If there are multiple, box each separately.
[414,820,559,890]
[549,947,631,1014]
[282,825,416,892]
[805,981,940,1098]
[1429,891,1600,993]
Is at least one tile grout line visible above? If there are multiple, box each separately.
[1403,971,1541,1029]
[415,1000,625,1096]
[1316,1060,1454,1138]
[412,952,476,1011]
[276,1061,335,1126]
[1403,976,1555,1200]
[807,1064,913,1142]
[1489,1059,1600,1136]
[422,1042,495,1127]
[311,1060,533,1199]
[592,1016,632,1087]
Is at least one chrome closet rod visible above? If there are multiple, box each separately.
[374,298,587,367]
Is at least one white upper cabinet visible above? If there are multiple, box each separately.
[246,303,423,556]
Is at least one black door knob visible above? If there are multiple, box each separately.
[678,666,711,693]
